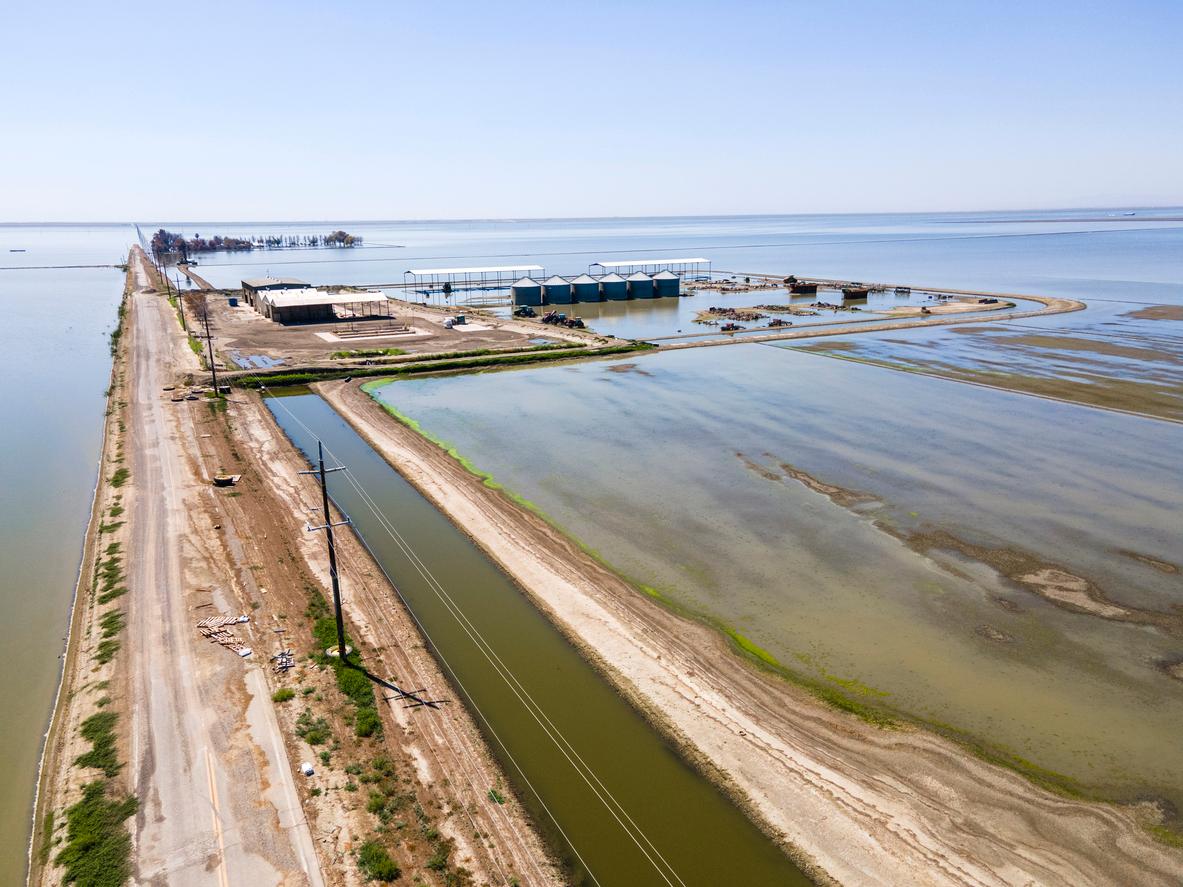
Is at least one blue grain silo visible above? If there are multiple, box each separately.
[627,272,655,299]
[652,270,680,298]
[570,273,602,302]
[511,276,543,307]
[542,275,573,304]
[599,272,628,301]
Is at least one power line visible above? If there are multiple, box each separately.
[332,465,687,887]
[263,390,688,886]
[263,390,600,884]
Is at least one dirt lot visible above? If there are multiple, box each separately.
[186,291,604,372]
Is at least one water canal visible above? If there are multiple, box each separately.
[266,392,811,887]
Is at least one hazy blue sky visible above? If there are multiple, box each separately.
[2,0,1181,220]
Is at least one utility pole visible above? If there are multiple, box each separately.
[198,305,219,392]
[282,427,443,709]
[301,442,351,659]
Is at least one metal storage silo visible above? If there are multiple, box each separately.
[542,275,573,304]
[511,276,543,307]
[627,272,655,299]
[599,272,628,301]
[652,270,680,298]
[570,273,602,302]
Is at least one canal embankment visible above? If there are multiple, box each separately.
[320,376,1183,887]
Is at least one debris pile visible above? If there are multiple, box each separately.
[271,649,296,673]
[695,306,766,326]
[196,614,252,657]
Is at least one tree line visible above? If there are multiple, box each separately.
[151,228,363,258]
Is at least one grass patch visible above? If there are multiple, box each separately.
[96,586,127,605]
[74,712,121,777]
[54,781,137,887]
[487,788,505,804]
[36,810,54,866]
[1146,821,1183,848]
[295,708,331,746]
[94,639,121,665]
[98,610,124,639]
[109,468,129,488]
[240,341,652,388]
[272,688,296,703]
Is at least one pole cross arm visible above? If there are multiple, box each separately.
[306,519,351,532]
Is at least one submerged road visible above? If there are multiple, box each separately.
[123,250,323,887]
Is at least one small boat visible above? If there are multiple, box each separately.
[9,248,26,252]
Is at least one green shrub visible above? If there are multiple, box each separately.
[55,782,137,887]
[109,468,129,488]
[354,708,381,738]
[272,688,296,703]
[295,709,331,746]
[75,712,121,777]
[357,842,400,882]
[94,639,121,665]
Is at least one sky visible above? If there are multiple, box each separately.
[2,0,1181,221]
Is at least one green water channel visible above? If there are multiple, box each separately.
[265,392,811,887]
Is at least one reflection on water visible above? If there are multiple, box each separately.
[373,343,1183,808]
[0,224,130,883]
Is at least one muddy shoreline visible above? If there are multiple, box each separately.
[321,377,1183,886]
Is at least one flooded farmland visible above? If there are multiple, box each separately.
[370,341,1183,809]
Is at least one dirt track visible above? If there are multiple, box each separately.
[323,378,1183,887]
[124,256,324,885]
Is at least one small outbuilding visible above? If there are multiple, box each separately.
[599,273,628,301]
[542,275,574,305]
[626,272,655,299]
[242,277,311,308]
[569,273,602,302]
[652,270,681,298]
[511,277,543,307]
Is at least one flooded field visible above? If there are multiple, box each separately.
[370,343,1183,810]
[790,300,1183,420]
[267,392,810,887]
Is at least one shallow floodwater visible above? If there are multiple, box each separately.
[372,344,1183,809]
[0,224,129,882]
[267,392,810,887]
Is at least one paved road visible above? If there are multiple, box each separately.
[124,264,323,887]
